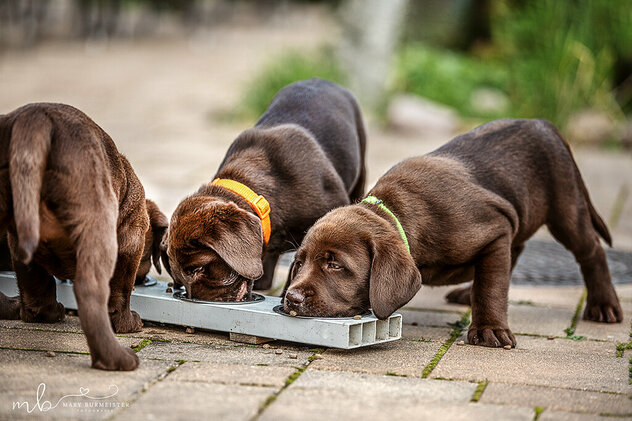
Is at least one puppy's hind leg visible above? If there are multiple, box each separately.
[547,213,622,323]
[108,214,147,334]
[12,258,64,323]
[72,207,139,371]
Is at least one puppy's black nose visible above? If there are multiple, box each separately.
[286,289,305,306]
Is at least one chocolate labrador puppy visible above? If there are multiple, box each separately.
[284,119,622,348]
[0,103,168,370]
[166,78,366,301]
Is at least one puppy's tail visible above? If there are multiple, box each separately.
[549,121,612,247]
[9,109,53,263]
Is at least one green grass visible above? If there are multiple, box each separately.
[241,47,345,119]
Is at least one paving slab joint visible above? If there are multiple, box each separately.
[563,289,587,339]
[249,348,324,421]
[421,309,471,378]
[105,360,185,421]
[469,380,488,402]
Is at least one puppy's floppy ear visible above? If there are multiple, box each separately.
[146,199,169,274]
[369,230,421,319]
[200,202,264,280]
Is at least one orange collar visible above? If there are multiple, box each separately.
[211,178,271,245]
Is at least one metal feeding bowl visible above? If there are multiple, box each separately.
[173,290,265,304]
[0,272,401,349]
[512,240,632,286]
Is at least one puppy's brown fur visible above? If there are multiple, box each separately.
[166,78,366,301]
[285,119,622,348]
[0,103,168,370]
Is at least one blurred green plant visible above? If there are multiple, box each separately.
[393,44,508,118]
[492,0,632,128]
[394,0,632,132]
[241,47,345,118]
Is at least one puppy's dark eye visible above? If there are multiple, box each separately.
[327,262,342,270]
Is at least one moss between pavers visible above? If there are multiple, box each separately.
[563,289,587,340]
[470,380,488,402]
[0,346,89,355]
[421,309,471,379]
[533,406,544,420]
[252,348,323,419]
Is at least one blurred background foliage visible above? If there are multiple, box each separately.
[1,0,631,143]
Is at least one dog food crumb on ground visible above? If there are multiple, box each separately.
[263,344,272,349]
[185,327,195,334]
[353,315,362,320]
[547,335,555,340]
[289,311,297,317]
[165,287,173,293]
[288,353,297,359]
[131,341,142,349]
[456,341,465,346]
[411,322,418,326]
[46,351,56,357]
[275,349,283,355]
[503,345,512,349]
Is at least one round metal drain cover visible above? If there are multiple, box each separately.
[512,240,632,286]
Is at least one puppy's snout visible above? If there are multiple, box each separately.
[285,289,305,306]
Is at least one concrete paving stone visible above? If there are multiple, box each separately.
[0,349,171,420]
[539,410,628,420]
[430,335,631,394]
[574,298,632,342]
[261,390,533,421]
[310,336,442,377]
[0,327,138,354]
[136,340,312,367]
[402,325,453,342]
[480,383,632,416]
[399,308,463,328]
[167,361,295,388]
[0,315,84,334]
[121,324,239,347]
[285,368,477,399]
[618,285,632,302]
[508,286,585,309]
[259,369,534,421]
[405,285,470,313]
[507,304,575,337]
[114,380,274,421]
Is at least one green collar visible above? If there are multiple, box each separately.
[361,195,410,253]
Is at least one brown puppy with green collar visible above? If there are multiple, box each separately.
[284,119,621,348]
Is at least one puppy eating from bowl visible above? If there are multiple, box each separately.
[283,119,622,348]
[165,78,366,302]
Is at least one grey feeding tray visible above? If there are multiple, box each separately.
[0,272,401,349]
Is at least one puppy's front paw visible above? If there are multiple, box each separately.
[467,325,516,348]
[110,310,142,333]
[92,346,139,371]
[583,300,622,323]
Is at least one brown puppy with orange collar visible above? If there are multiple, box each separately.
[165,78,366,301]
[0,103,168,370]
